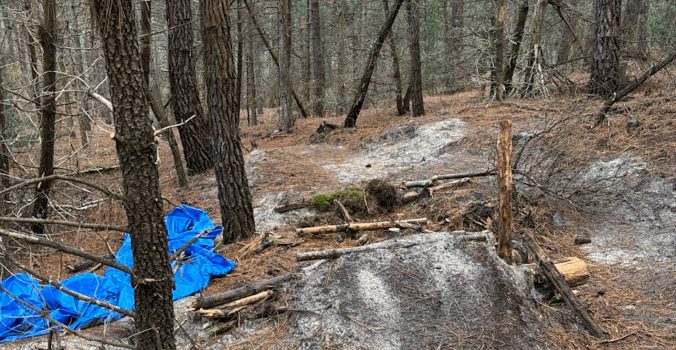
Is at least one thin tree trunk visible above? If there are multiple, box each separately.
[343,0,405,127]
[0,57,10,191]
[383,0,405,116]
[242,0,308,118]
[278,0,293,131]
[23,0,39,112]
[494,0,506,100]
[588,0,621,98]
[522,0,547,98]
[70,0,90,146]
[556,0,578,65]
[622,0,639,54]
[407,0,425,116]
[236,0,244,113]
[336,0,348,115]
[504,0,528,94]
[201,0,256,243]
[246,18,258,126]
[309,0,325,117]
[91,1,176,348]
[31,0,57,235]
[149,82,188,187]
[636,0,650,57]
[166,0,214,174]
[304,0,312,106]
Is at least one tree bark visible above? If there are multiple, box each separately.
[278,0,293,131]
[635,0,650,56]
[383,0,405,116]
[0,57,10,193]
[201,0,256,243]
[309,0,325,117]
[504,0,529,94]
[31,0,57,235]
[91,1,176,348]
[407,0,425,117]
[236,0,244,113]
[70,0,90,146]
[588,0,621,98]
[343,0,405,127]
[494,0,506,100]
[336,0,348,115]
[166,0,214,174]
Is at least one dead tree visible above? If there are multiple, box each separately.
[201,0,256,243]
[30,0,57,235]
[91,0,177,348]
[343,0,406,127]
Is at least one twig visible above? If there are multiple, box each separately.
[0,284,135,349]
[153,115,196,136]
[170,229,211,262]
[0,217,126,232]
[333,200,353,223]
[0,174,122,201]
[0,228,133,276]
[597,332,636,344]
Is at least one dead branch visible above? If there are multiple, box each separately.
[402,170,495,188]
[193,273,294,310]
[273,199,307,213]
[0,216,126,232]
[333,200,353,223]
[296,218,427,235]
[428,178,471,195]
[8,257,135,318]
[0,284,134,349]
[169,229,211,262]
[68,253,114,273]
[594,50,676,127]
[0,174,122,201]
[86,89,113,112]
[297,232,488,261]
[0,228,133,276]
[196,290,274,318]
[524,232,606,338]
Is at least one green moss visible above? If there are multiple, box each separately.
[309,188,363,211]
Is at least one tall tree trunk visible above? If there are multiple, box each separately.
[70,0,90,146]
[309,0,325,117]
[23,0,39,112]
[407,0,425,117]
[246,18,258,126]
[91,1,176,349]
[622,0,639,54]
[556,0,578,65]
[201,0,256,243]
[236,0,244,113]
[166,0,214,174]
[31,0,57,235]
[522,0,547,98]
[278,0,293,131]
[343,0,405,127]
[636,0,650,58]
[588,0,621,98]
[0,56,10,191]
[443,0,464,88]
[383,0,405,116]
[504,0,529,94]
[149,81,188,187]
[242,0,308,118]
[336,0,348,115]
[494,0,506,100]
[303,0,312,106]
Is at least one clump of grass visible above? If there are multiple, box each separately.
[309,188,363,212]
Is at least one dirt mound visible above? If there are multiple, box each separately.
[272,232,543,349]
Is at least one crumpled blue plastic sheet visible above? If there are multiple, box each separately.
[0,205,236,343]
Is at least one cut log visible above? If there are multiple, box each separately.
[402,170,494,188]
[297,232,487,261]
[524,232,606,338]
[193,274,293,310]
[196,290,274,318]
[296,218,427,235]
[529,256,590,288]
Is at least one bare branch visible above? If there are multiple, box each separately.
[0,216,126,232]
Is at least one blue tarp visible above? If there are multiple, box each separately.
[0,205,236,343]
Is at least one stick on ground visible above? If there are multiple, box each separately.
[193,274,293,310]
[296,218,427,235]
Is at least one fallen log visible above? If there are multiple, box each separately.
[207,320,236,337]
[193,274,293,310]
[274,200,307,213]
[295,218,427,235]
[428,178,471,195]
[68,253,115,273]
[524,232,606,338]
[196,290,274,318]
[403,170,495,188]
[297,232,487,261]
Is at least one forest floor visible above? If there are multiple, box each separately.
[2,77,675,349]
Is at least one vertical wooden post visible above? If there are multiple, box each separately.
[497,120,513,262]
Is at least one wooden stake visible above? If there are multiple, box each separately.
[496,120,513,262]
